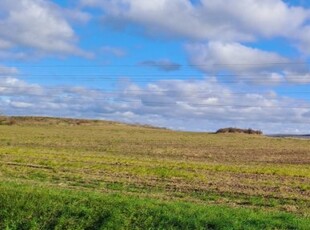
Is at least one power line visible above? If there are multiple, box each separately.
[1,73,310,83]
[117,100,310,109]
[4,96,310,110]
[3,85,310,95]
[1,73,310,78]
[1,62,310,67]
[1,77,310,85]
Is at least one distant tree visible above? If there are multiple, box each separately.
[216,127,263,135]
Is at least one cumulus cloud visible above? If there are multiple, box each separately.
[78,0,310,85]
[186,41,310,84]
[0,77,43,96]
[187,42,289,73]
[0,39,12,49]
[116,79,301,123]
[0,0,90,58]
[285,71,310,84]
[293,25,310,54]
[80,0,310,42]
[1,72,310,134]
[1,0,309,133]
[80,0,310,84]
[138,59,181,72]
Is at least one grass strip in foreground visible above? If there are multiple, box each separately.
[0,182,309,230]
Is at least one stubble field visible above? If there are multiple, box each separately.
[0,117,309,229]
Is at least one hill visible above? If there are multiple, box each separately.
[0,116,309,229]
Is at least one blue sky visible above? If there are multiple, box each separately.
[1,0,310,134]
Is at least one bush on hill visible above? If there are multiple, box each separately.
[216,127,263,135]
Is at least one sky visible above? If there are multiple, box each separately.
[1,0,310,134]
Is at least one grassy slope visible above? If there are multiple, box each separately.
[0,117,309,229]
[1,182,309,230]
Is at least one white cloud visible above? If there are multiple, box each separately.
[187,42,289,73]
[0,76,43,96]
[186,41,310,85]
[102,79,310,134]
[79,0,310,86]
[0,39,12,49]
[81,0,310,42]
[293,25,310,54]
[186,42,287,84]
[0,0,90,57]
[285,71,310,84]
[199,0,309,39]
[11,101,33,109]
[1,0,310,134]
[2,73,310,134]
[0,65,19,75]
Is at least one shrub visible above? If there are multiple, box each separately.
[216,127,263,135]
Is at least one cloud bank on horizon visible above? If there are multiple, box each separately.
[1,0,310,134]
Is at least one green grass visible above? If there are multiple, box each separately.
[1,182,309,230]
[0,116,309,229]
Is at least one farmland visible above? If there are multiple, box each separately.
[0,117,309,229]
